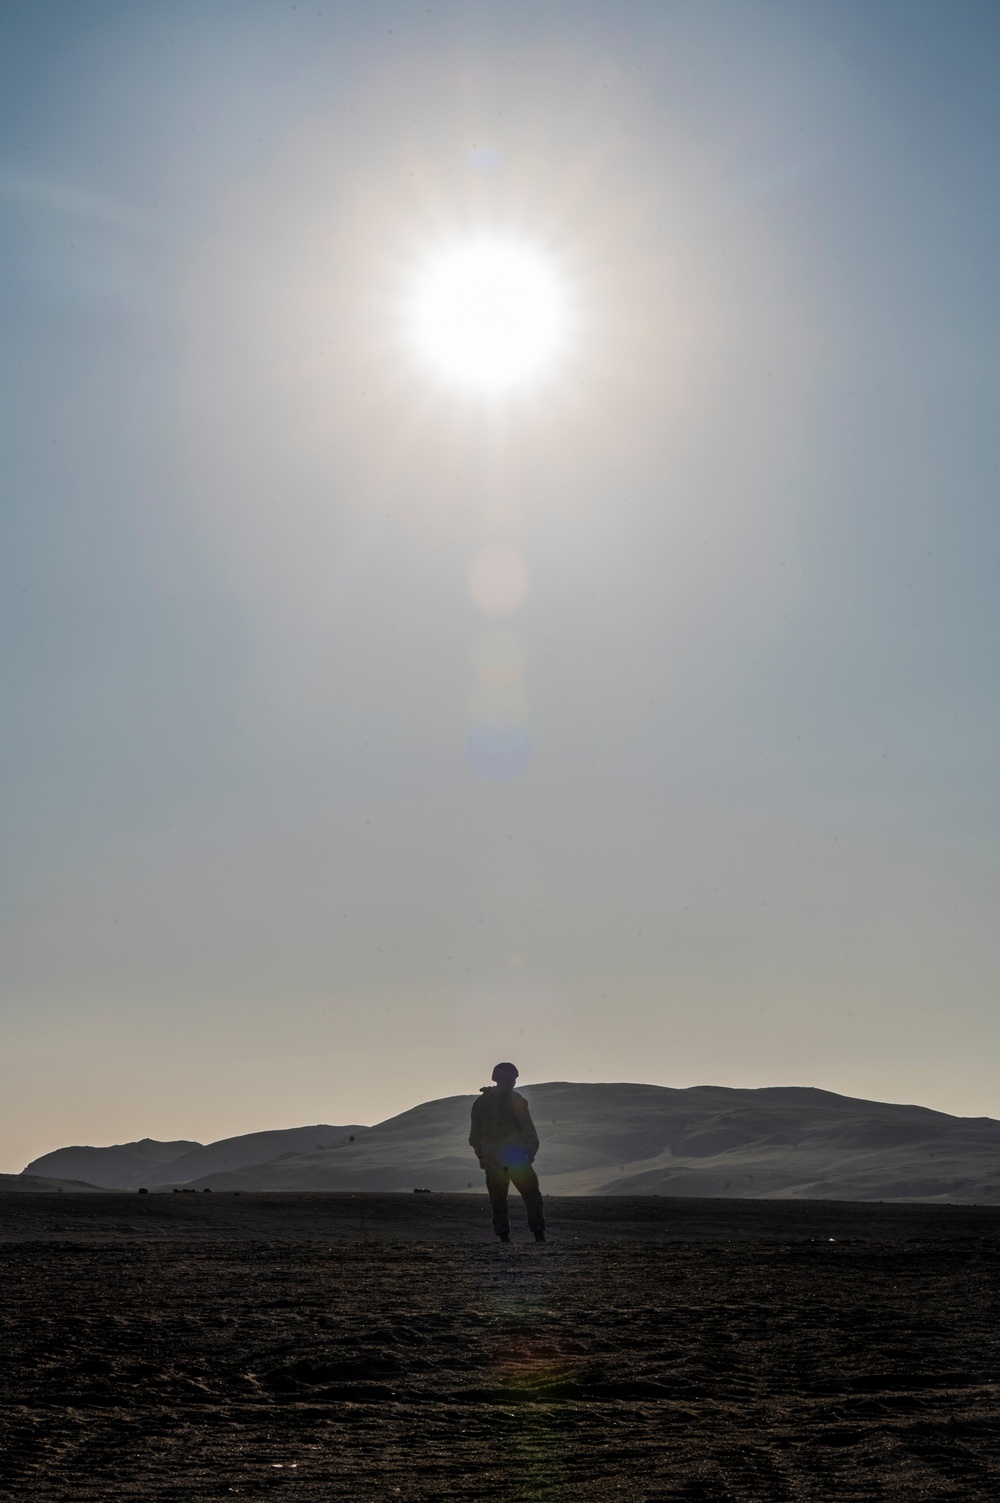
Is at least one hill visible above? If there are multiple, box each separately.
[145,1083,1000,1203]
[0,1173,101,1193]
[22,1126,365,1191]
[22,1139,201,1190]
[21,1085,1000,1202]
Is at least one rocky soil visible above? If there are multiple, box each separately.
[1,1197,997,1500]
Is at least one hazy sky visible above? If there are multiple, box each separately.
[3,1,1000,1170]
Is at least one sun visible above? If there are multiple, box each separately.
[406,238,569,393]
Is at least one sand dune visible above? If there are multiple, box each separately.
[0,1174,100,1193]
[22,1139,200,1190]
[165,1083,1000,1202]
[23,1125,364,1191]
[32,1082,991,1203]
[139,1125,368,1188]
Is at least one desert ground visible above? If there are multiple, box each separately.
[1,1194,998,1501]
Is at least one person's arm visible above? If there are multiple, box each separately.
[469,1099,485,1159]
[514,1096,540,1158]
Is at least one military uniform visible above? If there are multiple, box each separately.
[470,1085,545,1239]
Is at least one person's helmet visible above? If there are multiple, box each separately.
[491,1062,519,1083]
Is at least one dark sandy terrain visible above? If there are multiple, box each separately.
[2,1191,1000,1244]
[1,1196,998,1501]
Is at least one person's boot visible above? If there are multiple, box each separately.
[498,1233,511,1243]
[534,1231,546,1243]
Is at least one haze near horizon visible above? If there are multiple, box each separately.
[2,1,1000,1172]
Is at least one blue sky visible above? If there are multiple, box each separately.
[2,1,999,1168]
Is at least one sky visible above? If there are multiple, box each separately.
[2,0,1000,1171]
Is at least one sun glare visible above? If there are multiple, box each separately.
[407,239,569,393]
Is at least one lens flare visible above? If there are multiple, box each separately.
[473,628,523,687]
[468,624,530,780]
[467,721,531,781]
[467,545,529,615]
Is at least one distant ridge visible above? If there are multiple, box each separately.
[21,1085,1000,1203]
[23,1126,365,1191]
[0,1173,100,1193]
[21,1139,199,1191]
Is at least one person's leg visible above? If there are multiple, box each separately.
[483,1162,512,1239]
[510,1165,545,1235]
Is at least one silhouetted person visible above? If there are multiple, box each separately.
[470,1062,545,1243]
